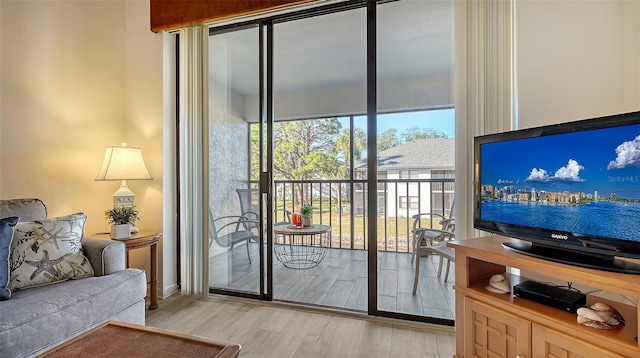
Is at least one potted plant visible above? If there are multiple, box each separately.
[300,203,313,227]
[105,206,139,240]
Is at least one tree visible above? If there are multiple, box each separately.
[377,128,400,152]
[253,118,343,205]
[250,124,261,181]
[272,118,341,180]
[401,126,449,142]
[250,119,449,205]
[336,127,367,164]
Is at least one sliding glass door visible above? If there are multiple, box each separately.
[375,0,455,322]
[271,5,367,309]
[205,0,455,324]
[208,25,264,297]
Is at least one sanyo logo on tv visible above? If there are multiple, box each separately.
[551,233,569,240]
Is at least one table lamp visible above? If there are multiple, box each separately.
[95,142,152,208]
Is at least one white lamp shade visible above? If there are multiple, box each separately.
[95,144,152,181]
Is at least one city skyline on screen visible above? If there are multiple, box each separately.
[481,124,640,199]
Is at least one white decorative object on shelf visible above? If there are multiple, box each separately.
[576,302,625,330]
[485,274,510,294]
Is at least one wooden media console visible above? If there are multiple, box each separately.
[450,235,640,358]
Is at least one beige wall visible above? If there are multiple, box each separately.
[0,1,172,296]
[517,0,640,128]
[1,1,126,218]
[3,0,637,303]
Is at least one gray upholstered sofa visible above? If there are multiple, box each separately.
[0,198,147,357]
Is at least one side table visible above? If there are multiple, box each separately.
[92,230,162,310]
[273,224,331,269]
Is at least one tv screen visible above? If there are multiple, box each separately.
[474,111,640,272]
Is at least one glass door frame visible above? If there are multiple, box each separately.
[264,21,275,301]
[208,22,269,301]
[205,0,454,326]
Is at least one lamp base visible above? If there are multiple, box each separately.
[113,180,135,207]
[113,195,134,207]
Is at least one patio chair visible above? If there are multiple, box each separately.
[236,188,260,232]
[410,200,455,264]
[236,188,292,227]
[411,216,455,295]
[209,209,259,263]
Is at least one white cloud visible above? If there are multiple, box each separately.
[497,179,514,184]
[525,159,585,183]
[526,168,549,182]
[607,135,640,170]
[554,159,585,182]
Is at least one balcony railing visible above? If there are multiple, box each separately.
[271,178,454,252]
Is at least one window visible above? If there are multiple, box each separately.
[432,170,455,179]
[399,196,419,209]
[432,170,455,191]
[431,192,454,217]
[377,171,388,190]
[377,193,386,214]
[399,170,419,179]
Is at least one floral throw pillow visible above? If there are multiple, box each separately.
[8,213,94,291]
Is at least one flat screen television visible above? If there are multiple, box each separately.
[474,111,640,273]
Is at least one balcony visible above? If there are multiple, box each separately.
[212,244,456,319]
[210,177,455,321]
[273,178,454,252]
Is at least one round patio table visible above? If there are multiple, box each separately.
[273,224,331,269]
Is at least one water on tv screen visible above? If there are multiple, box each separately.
[479,122,640,245]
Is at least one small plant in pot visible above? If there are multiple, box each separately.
[105,206,139,240]
[300,203,313,227]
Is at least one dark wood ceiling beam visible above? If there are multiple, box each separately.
[150,0,315,32]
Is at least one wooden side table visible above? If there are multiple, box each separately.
[93,230,162,310]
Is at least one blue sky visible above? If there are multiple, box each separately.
[376,108,455,137]
[480,124,640,199]
[340,108,455,137]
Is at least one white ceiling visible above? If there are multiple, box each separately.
[210,0,453,97]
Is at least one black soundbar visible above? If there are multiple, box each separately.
[513,280,586,313]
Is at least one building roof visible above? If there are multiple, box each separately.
[356,138,455,170]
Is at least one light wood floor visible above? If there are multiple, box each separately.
[146,294,456,358]
[210,245,455,320]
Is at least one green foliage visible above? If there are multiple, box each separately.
[250,124,261,181]
[252,118,344,204]
[377,128,400,152]
[300,203,313,219]
[273,118,342,180]
[249,116,449,204]
[253,118,344,183]
[104,206,139,225]
[336,127,367,163]
[401,126,449,142]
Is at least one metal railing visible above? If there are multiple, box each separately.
[272,178,454,252]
